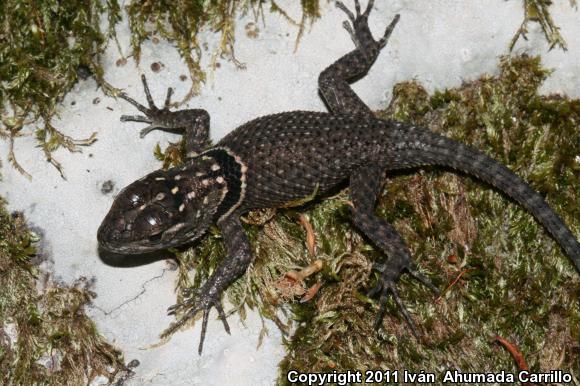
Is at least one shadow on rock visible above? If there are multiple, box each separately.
[97,247,172,268]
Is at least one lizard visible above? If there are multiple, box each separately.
[97,0,580,355]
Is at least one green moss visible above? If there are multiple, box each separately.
[126,0,321,103]
[510,0,570,51]
[0,0,571,178]
[0,0,115,178]
[287,55,579,382]
[1,0,321,179]
[2,1,579,381]
[161,55,578,384]
[0,198,128,384]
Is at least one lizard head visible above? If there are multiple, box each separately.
[97,160,228,254]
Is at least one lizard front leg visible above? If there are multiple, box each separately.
[161,213,253,354]
[350,166,439,335]
[119,75,211,155]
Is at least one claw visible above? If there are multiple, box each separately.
[354,0,361,16]
[363,0,374,17]
[139,126,157,138]
[198,309,210,355]
[342,21,358,47]
[118,92,150,115]
[407,266,440,295]
[336,1,356,23]
[373,293,388,330]
[336,0,399,51]
[120,114,152,124]
[160,310,191,338]
[164,87,174,109]
[369,261,437,339]
[162,286,230,355]
[387,282,419,338]
[378,14,400,48]
[140,74,158,110]
[167,301,187,315]
[215,302,231,334]
[369,278,419,338]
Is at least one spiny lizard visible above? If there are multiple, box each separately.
[98,0,580,354]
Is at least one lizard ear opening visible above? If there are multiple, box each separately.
[148,232,163,244]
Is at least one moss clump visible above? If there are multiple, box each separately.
[0,198,129,385]
[162,55,578,384]
[0,0,115,178]
[510,0,570,51]
[0,0,570,179]
[1,0,321,178]
[126,0,320,102]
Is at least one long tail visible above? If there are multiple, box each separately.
[390,125,580,271]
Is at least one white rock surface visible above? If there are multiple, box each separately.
[1,1,579,385]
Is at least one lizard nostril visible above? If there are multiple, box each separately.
[97,216,126,246]
[115,217,125,231]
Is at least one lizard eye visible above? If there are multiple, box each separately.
[129,193,144,207]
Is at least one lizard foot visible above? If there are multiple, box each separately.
[336,0,400,50]
[367,262,439,337]
[119,74,176,138]
[161,283,230,355]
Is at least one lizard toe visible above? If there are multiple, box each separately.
[369,275,419,338]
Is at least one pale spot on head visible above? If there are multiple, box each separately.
[155,177,165,181]
[186,191,196,200]
[171,186,179,194]
[211,164,220,171]
[179,203,185,212]
[174,175,182,181]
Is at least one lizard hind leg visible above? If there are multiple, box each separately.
[319,1,400,116]
[350,166,439,336]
